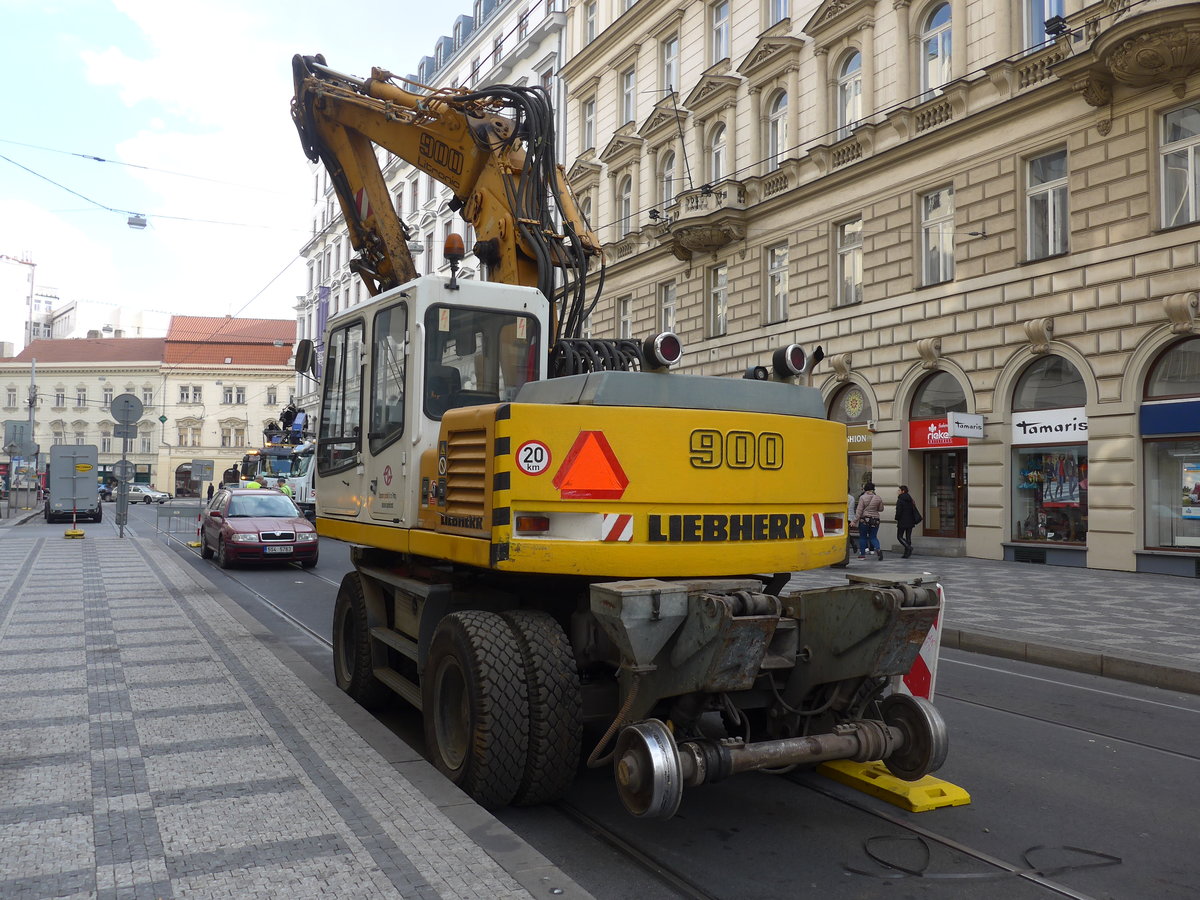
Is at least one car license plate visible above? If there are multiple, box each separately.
[264,545,293,554]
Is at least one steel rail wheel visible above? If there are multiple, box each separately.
[423,611,530,809]
[331,572,389,710]
[503,609,583,806]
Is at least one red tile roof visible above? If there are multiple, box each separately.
[3,338,165,364]
[166,316,296,344]
[161,343,294,366]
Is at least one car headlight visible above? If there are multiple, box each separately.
[230,533,259,542]
[295,532,318,543]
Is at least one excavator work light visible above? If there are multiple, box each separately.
[743,365,770,381]
[772,344,806,378]
[444,232,465,263]
[642,332,683,370]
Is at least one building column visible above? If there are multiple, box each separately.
[786,65,800,154]
[951,0,967,80]
[861,21,876,118]
[749,86,763,178]
[893,1,911,105]
[992,0,1011,58]
[814,47,830,141]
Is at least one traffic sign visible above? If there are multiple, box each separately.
[111,393,144,425]
[191,459,215,481]
[114,424,137,440]
[552,431,629,499]
[158,414,167,423]
[113,460,135,481]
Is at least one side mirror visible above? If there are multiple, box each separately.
[294,339,316,376]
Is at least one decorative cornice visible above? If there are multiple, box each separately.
[1023,317,1055,354]
[917,337,942,370]
[1164,291,1199,334]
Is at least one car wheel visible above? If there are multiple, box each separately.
[143,497,152,504]
[216,538,234,569]
[200,533,214,559]
[300,554,318,569]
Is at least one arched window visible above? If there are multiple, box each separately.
[709,124,727,182]
[660,151,677,206]
[617,175,633,235]
[1146,336,1200,399]
[921,3,952,98]
[829,384,874,495]
[767,91,788,171]
[911,371,967,418]
[1013,356,1086,411]
[837,51,862,140]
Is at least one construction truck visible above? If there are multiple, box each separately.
[238,428,316,519]
[290,55,950,818]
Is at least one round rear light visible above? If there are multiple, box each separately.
[773,343,806,377]
[643,332,683,368]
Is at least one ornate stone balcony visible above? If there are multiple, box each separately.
[656,182,748,262]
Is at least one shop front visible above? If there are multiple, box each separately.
[1138,336,1200,577]
[908,373,970,548]
[828,383,874,497]
[1003,355,1089,567]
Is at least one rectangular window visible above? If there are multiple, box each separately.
[1013,445,1087,544]
[410,180,419,212]
[661,35,679,93]
[1027,149,1068,259]
[192,386,202,403]
[582,98,596,150]
[1025,0,1064,49]
[55,390,66,408]
[921,186,955,285]
[659,282,676,333]
[267,388,277,407]
[709,265,728,337]
[493,36,503,66]
[541,68,553,91]
[236,387,246,404]
[621,69,636,124]
[223,386,234,404]
[618,295,633,339]
[837,218,863,306]
[1162,103,1200,228]
[712,1,730,63]
[76,389,87,408]
[769,0,789,25]
[318,322,365,474]
[180,385,190,404]
[140,437,151,454]
[518,12,529,40]
[6,388,17,407]
[766,243,789,323]
[142,387,153,405]
[101,436,112,453]
[584,0,596,43]
[53,433,64,446]
[1145,440,1200,549]
[74,431,85,445]
[102,387,113,408]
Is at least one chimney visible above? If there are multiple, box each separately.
[86,330,101,339]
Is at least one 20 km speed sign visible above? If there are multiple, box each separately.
[516,440,552,475]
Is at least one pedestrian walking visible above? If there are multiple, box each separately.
[846,491,859,556]
[895,484,922,559]
[206,483,215,501]
[855,482,885,560]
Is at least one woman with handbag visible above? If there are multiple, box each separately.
[895,484,923,559]
[854,482,885,560]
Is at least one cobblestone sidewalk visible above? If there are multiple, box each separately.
[0,535,586,899]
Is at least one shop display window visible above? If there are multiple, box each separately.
[1144,440,1200,549]
[1013,445,1087,543]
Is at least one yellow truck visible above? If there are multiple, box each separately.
[291,55,948,817]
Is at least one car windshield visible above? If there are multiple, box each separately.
[227,495,300,518]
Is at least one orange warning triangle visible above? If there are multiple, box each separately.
[552,431,629,499]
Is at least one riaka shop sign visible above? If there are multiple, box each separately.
[1011,407,1088,445]
[909,418,969,449]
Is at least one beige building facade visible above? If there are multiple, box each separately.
[560,0,1200,575]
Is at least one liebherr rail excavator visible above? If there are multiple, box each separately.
[290,54,950,818]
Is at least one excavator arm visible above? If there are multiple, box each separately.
[291,54,600,338]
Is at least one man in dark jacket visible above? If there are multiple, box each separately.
[895,485,922,559]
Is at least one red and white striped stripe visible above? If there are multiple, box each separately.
[897,583,944,701]
[355,188,372,220]
[600,513,633,542]
[810,513,826,539]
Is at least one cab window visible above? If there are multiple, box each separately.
[318,321,365,473]
[369,301,408,454]
[423,306,539,419]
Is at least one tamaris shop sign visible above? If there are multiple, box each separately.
[909,418,968,449]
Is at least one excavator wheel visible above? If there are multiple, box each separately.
[332,572,389,711]
[502,610,583,806]
[423,611,529,809]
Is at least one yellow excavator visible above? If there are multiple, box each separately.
[290,54,950,817]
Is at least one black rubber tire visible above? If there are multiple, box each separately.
[200,533,214,559]
[423,611,529,809]
[216,538,234,569]
[300,554,318,569]
[143,497,152,504]
[502,610,583,806]
[331,573,389,710]
[93,506,102,523]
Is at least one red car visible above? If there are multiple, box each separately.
[200,488,319,569]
